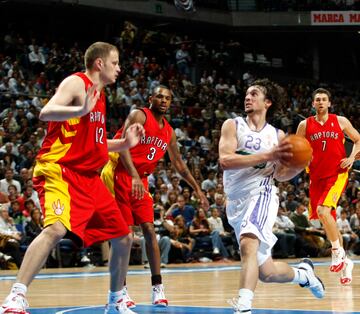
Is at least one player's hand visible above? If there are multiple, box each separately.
[340,157,354,169]
[132,177,145,200]
[124,123,145,149]
[82,84,99,116]
[197,191,209,210]
[272,138,293,167]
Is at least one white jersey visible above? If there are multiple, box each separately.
[224,117,279,200]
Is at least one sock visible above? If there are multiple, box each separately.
[331,240,340,250]
[11,283,27,295]
[291,267,308,285]
[151,274,162,286]
[237,288,254,311]
[108,289,123,304]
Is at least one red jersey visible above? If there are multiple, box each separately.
[305,114,346,179]
[36,72,108,173]
[112,108,173,177]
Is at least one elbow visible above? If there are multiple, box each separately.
[39,109,49,121]
[219,156,231,170]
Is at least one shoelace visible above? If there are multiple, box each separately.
[227,297,251,313]
[13,293,29,309]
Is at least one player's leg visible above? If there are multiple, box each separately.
[1,163,81,314]
[140,222,168,307]
[313,173,348,272]
[85,177,135,314]
[134,178,168,307]
[259,256,324,299]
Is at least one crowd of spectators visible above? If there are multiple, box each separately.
[0,19,360,269]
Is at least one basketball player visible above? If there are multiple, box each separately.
[296,88,360,285]
[0,42,144,314]
[219,79,325,314]
[101,85,209,308]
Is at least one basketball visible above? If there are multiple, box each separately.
[284,134,313,168]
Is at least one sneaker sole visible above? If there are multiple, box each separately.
[299,258,325,299]
[330,261,345,273]
[153,300,168,307]
[126,301,136,309]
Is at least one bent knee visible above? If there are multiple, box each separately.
[316,206,331,219]
[259,272,277,283]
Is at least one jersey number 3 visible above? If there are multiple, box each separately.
[147,147,156,160]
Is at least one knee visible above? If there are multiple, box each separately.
[111,233,133,249]
[43,221,67,242]
[240,234,259,257]
[316,206,330,220]
[259,271,276,283]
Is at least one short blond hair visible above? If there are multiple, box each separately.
[84,42,118,70]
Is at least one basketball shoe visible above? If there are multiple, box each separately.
[340,257,353,285]
[298,258,325,299]
[330,247,346,272]
[228,298,251,314]
[0,292,29,314]
[122,286,136,309]
[104,297,137,314]
[151,284,168,307]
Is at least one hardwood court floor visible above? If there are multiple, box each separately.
[0,258,359,313]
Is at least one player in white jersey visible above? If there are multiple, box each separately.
[219,79,325,314]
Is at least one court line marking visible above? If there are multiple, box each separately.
[1,260,359,281]
[47,304,360,314]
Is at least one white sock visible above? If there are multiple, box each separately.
[237,288,254,311]
[331,240,341,250]
[108,289,123,304]
[291,267,308,285]
[11,283,27,295]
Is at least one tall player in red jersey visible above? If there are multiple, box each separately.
[101,85,209,308]
[297,88,360,285]
[0,42,144,314]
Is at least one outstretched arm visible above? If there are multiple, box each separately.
[39,76,99,121]
[107,123,145,152]
[167,131,209,210]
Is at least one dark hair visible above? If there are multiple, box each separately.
[84,42,118,70]
[312,88,331,101]
[152,85,171,96]
[251,78,287,118]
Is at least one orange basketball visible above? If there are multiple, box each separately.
[284,134,313,168]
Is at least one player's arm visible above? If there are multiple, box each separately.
[295,119,306,137]
[167,131,209,210]
[219,119,291,170]
[39,76,99,121]
[115,110,146,199]
[274,130,305,182]
[107,123,144,152]
[338,116,360,168]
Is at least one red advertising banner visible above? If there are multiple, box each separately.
[311,11,360,25]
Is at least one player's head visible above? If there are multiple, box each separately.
[149,85,172,115]
[84,42,120,84]
[312,88,331,113]
[245,78,286,118]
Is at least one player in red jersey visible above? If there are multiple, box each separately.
[297,88,360,285]
[0,42,144,314]
[101,85,209,308]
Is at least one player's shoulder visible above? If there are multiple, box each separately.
[128,108,146,123]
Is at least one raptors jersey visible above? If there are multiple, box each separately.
[305,114,346,179]
[111,108,173,177]
[36,72,108,173]
[223,117,278,199]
